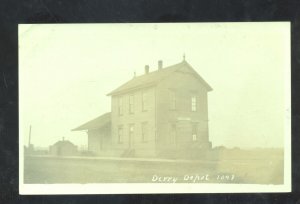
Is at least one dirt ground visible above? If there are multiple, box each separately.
[24,149,283,184]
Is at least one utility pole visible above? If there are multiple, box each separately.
[28,125,32,147]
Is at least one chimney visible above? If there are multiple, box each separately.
[158,60,163,70]
[145,65,149,74]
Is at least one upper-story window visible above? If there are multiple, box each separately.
[191,96,197,111]
[170,91,176,110]
[142,92,147,111]
[118,97,123,115]
[129,95,134,114]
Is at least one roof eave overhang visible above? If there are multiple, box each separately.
[107,83,157,96]
[184,62,213,92]
[206,86,213,92]
[71,116,111,132]
[72,124,109,132]
[71,128,87,132]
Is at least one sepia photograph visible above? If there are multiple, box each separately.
[19,22,291,194]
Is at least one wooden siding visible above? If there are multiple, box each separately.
[156,66,211,155]
[88,125,111,155]
[111,87,156,157]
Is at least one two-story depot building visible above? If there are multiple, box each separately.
[73,58,213,159]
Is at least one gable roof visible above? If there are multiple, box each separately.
[107,60,212,96]
[72,112,111,131]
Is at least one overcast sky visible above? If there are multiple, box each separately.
[19,23,290,149]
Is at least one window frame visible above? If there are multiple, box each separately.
[191,95,197,112]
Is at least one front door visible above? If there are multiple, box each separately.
[170,123,177,147]
[128,124,134,149]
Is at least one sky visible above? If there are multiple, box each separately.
[19,23,290,149]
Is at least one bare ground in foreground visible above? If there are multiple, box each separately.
[24,149,283,184]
